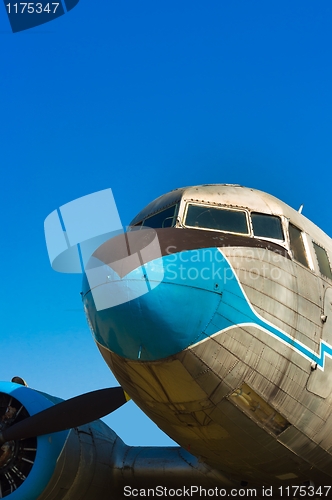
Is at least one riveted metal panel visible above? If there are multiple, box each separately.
[307,288,332,398]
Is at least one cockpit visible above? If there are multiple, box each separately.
[129,187,332,282]
[131,202,285,243]
[184,204,284,241]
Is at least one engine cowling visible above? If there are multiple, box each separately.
[0,381,124,500]
[0,381,69,499]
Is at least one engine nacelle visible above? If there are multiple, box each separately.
[0,381,124,500]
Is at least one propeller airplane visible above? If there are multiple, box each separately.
[2,184,332,499]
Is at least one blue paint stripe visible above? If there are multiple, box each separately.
[89,246,332,367]
[199,251,329,370]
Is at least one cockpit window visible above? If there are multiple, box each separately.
[185,204,249,234]
[289,224,309,268]
[251,213,284,240]
[313,243,332,280]
[142,205,177,228]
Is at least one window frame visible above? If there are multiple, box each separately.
[312,241,332,280]
[140,204,179,229]
[183,202,250,236]
[288,222,312,270]
[250,211,285,242]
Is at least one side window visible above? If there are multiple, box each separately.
[313,243,332,280]
[251,213,284,240]
[142,205,177,228]
[289,224,309,268]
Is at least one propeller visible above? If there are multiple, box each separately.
[0,387,130,445]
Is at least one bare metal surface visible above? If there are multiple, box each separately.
[307,288,332,398]
[38,420,234,500]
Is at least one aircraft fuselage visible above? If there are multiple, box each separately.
[83,184,332,487]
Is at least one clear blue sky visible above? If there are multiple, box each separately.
[1,1,332,447]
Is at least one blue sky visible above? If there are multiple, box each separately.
[1,1,332,447]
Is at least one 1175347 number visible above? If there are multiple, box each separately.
[279,485,331,497]
[6,3,60,14]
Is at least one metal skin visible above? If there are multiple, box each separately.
[83,185,332,488]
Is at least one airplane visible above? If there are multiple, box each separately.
[1,183,332,499]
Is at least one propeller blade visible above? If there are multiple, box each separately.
[0,387,130,445]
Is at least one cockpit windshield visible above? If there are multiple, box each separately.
[184,204,285,242]
[251,213,284,240]
[185,204,249,235]
[139,205,177,228]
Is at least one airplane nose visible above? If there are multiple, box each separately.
[82,248,225,361]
